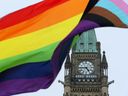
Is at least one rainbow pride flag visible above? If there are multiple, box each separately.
[0,0,128,95]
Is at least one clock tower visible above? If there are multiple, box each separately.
[62,29,113,96]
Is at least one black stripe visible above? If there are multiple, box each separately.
[84,14,114,27]
[85,0,99,13]
[81,0,99,20]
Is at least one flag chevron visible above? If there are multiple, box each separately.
[110,0,128,14]
[96,0,128,24]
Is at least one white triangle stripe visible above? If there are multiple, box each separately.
[124,0,128,4]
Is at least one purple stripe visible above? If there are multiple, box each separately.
[65,20,100,40]
[0,75,53,96]
[51,20,99,77]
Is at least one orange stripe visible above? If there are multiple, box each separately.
[0,0,89,41]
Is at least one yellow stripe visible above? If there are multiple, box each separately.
[0,14,82,59]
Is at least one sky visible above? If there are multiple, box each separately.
[0,0,128,96]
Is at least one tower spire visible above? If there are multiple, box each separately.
[101,51,108,77]
[66,54,70,63]
[73,29,97,52]
[65,53,70,68]
[102,51,108,68]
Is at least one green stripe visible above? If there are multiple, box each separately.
[0,36,80,72]
[0,41,60,72]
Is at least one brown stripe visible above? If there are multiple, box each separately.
[89,6,127,28]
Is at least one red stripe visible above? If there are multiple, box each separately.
[0,0,68,29]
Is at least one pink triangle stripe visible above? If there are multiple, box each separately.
[110,0,128,15]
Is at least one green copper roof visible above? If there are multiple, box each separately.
[73,29,97,52]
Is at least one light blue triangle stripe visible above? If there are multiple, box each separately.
[96,0,128,24]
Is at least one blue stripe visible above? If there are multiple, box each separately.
[0,61,52,81]
[96,0,128,24]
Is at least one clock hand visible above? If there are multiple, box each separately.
[85,67,89,72]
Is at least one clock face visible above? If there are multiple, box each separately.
[78,61,94,75]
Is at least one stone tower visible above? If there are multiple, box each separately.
[63,29,113,96]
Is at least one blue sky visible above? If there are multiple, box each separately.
[0,0,128,96]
